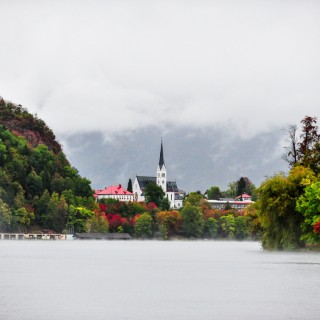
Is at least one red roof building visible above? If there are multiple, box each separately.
[235,193,252,201]
[94,184,134,202]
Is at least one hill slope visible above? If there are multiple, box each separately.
[0,97,94,232]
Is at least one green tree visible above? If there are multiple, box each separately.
[220,214,235,238]
[74,177,92,197]
[0,199,11,232]
[117,201,146,218]
[86,211,109,233]
[127,178,133,193]
[207,186,222,200]
[223,181,237,198]
[13,183,25,209]
[144,182,165,207]
[61,189,76,206]
[257,166,316,249]
[184,192,203,206]
[0,140,7,165]
[237,178,246,197]
[40,193,69,232]
[67,205,94,233]
[26,170,43,198]
[296,181,320,243]
[236,177,256,198]
[33,189,50,224]
[205,217,218,238]
[134,213,153,238]
[12,207,35,232]
[160,196,171,211]
[30,144,54,174]
[159,224,168,240]
[235,216,248,240]
[181,203,204,238]
[244,204,262,240]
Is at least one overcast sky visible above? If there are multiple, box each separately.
[1,0,319,191]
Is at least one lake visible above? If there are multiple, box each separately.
[0,240,319,320]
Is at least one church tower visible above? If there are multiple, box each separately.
[156,140,167,192]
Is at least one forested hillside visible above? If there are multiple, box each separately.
[0,98,95,233]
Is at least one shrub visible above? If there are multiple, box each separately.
[205,217,218,238]
[235,216,248,240]
[134,213,153,238]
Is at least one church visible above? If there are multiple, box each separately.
[132,141,184,209]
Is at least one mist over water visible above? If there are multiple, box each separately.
[0,240,319,320]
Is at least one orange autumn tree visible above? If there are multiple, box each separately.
[156,211,182,238]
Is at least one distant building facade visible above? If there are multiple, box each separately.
[208,193,254,210]
[133,141,184,209]
[94,184,134,202]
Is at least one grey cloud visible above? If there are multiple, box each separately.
[61,126,288,192]
[0,0,319,138]
[0,1,318,191]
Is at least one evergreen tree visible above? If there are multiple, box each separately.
[160,196,171,211]
[237,177,246,196]
[127,178,133,193]
[144,182,165,207]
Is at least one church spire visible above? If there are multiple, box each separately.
[157,139,167,193]
[159,139,165,169]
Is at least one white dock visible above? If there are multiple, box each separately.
[0,233,67,240]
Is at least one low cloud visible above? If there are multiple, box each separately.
[62,126,288,192]
[0,0,319,139]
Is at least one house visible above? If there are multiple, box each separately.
[132,141,184,209]
[207,193,254,210]
[94,184,134,202]
[235,193,252,201]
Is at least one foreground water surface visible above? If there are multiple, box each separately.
[0,240,319,320]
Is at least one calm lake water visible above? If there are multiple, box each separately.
[0,240,319,320]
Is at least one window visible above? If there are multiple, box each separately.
[162,173,165,177]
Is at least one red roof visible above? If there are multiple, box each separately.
[236,193,251,199]
[95,184,133,196]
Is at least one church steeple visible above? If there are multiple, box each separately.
[157,139,167,192]
[159,139,165,169]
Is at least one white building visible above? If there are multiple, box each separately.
[132,141,184,209]
[94,184,134,202]
[207,193,254,210]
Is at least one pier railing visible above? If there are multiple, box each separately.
[0,233,66,240]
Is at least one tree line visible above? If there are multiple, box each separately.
[94,191,261,240]
[1,98,319,249]
[256,116,320,249]
[0,99,95,233]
